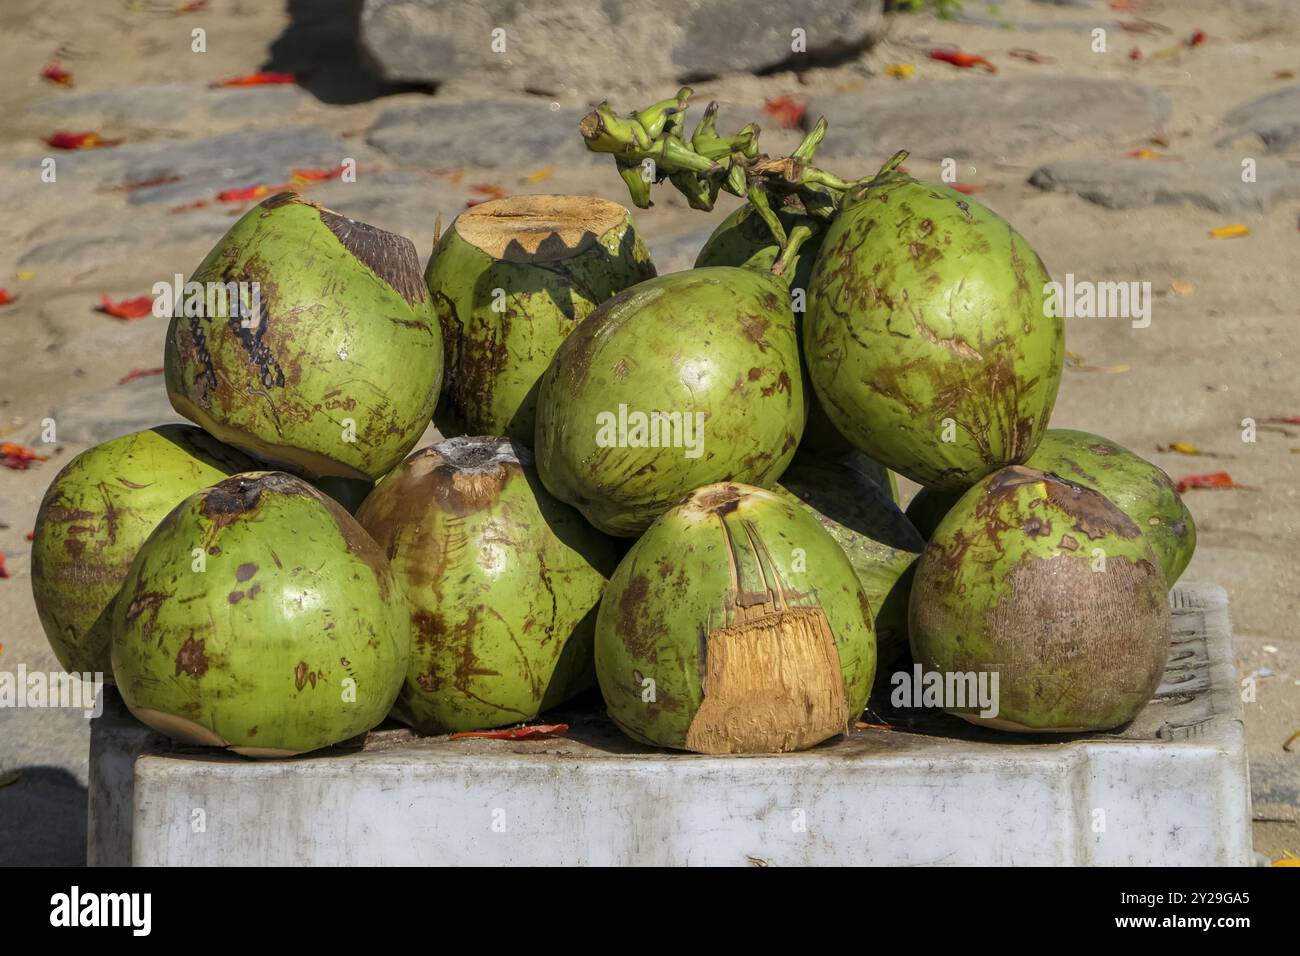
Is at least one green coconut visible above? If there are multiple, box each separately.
[909,466,1171,733]
[595,482,876,753]
[840,449,900,506]
[695,204,856,460]
[535,267,805,536]
[904,485,962,542]
[164,191,443,481]
[805,177,1064,491]
[426,195,655,444]
[356,437,617,733]
[695,205,825,295]
[905,430,1196,583]
[111,472,410,756]
[775,456,923,667]
[1027,429,1196,585]
[310,475,375,515]
[30,425,254,677]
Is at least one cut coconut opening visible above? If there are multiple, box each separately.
[434,436,529,472]
[453,194,628,263]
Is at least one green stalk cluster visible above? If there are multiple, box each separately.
[579,88,908,274]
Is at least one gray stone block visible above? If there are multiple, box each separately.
[810,77,1171,162]
[1029,157,1300,211]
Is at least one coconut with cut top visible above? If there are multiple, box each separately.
[164,192,443,481]
[424,194,655,444]
[356,436,617,734]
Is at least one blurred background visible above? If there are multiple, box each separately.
[0,0,1296,863]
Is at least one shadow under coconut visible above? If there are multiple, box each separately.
[0,766,88,866]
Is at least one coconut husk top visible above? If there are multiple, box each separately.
[453,194,632,263]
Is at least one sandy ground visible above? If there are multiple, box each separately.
[0,0,1295,863]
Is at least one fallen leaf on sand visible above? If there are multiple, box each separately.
[1284,731,1300,753]
[855,721,895,732]
[1118,19,1171,36]
[763,95,808,129]
[1169,279,1195,296]
[0,554,8,579]
[524,166,554,183]
[218,183,283,203]
[1209,224,1249,238]
[45,131,121,150]
[1007,49,1054,65]
[465,183,508,207]
[928,49,997,73]
[0,289,18,306]
[449,723,569,741]
[1175,471,1248,493]
[1275,70,1296,80]
[211,71,296,88]
[1261,416,1300,425]
[1163,441,1202,455]
[1065,351,1129,374]
[111,173,182,194]
[40,62,74,88]
[290,165,347,184]
[0,443,48,470]
[97,294,154,320]
[884,64,914,78]
[1188,30,1208,47]
[117,367,165,385]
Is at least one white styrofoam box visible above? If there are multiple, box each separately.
[88,584,1251,866]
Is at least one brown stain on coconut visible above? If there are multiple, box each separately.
[174,638,209,678]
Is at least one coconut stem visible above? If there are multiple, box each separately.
[579,89,909,271]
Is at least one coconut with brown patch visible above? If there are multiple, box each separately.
[164,192,443,481]
[904,429,1196,584]
[1024,429,1196,585]
[356,437,617,734]
[425,195,655,444]
[774,456,923,668]
[535,266,806,536]
[594,482,875,754]
[804,177,1064,491]
[110,471,410,757]
[909,465,1172,733]
[30,425,254,677]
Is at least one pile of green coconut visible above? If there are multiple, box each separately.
[30,89,1194,756]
